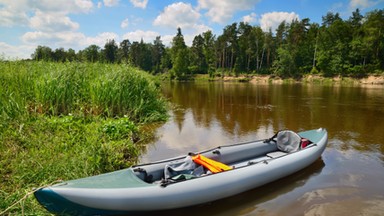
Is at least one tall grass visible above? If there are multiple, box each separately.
[0,61,168,214]
[0,61,167,122]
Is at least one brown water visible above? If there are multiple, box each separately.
[140,82,384,216]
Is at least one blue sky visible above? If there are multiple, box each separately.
[0,0,383,59]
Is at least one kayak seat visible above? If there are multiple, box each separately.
[267,130,301,158]
[275,130,302,153]
[266,151,287,158]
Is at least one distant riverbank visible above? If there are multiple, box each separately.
[193,74,384,86]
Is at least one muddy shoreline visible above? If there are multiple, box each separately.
[202,74,384,86]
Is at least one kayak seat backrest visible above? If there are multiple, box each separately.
[276,130,301,153]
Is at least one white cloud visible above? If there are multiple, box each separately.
[349,0,378,9]
[130,0,148,9]
[0,8,29,27]
[85,32,119,47]
[0,0,31,27]
[122,30,159,43]
[22,31,86,48]
[21,30,119,50]
[192,24,211,34]
[30,10,79,32]
[130,16,144,27]
[197,0,260,24]
[153,2,211,46]
[103,0,119,7]
[153,2,201,29]
[32,0,94,14]
[97,2,102,8]
[260,12,300,32]
[74,0,94,12]
[0,0,94,27]
[0,42,34,59]
[160,34,174,47]
[243,12,257,24]
[121,18,129,29]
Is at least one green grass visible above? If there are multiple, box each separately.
[0,61,167,122]
[0,61,168,215]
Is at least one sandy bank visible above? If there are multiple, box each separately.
[215,74,384,85]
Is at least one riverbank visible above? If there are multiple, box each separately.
[194,74,384,86]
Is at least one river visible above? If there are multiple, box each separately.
[139,81,384,216]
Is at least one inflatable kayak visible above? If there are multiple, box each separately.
[34,128,328,215]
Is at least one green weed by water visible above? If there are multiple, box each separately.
[0,61,167,214]
[0,116,148,215]
[0,61,167,122]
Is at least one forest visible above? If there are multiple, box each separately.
[31,9,384,79]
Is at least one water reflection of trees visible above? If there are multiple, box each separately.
[162,82,384,154]
[164,82,278,137]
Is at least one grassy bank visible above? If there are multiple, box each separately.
[0,61,167,122]
[0,61,168,214]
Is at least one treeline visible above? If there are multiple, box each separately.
[31,9,384,78]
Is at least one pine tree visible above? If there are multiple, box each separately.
[171,28,190,79]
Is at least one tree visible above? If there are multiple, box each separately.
[273,45,296,77]
[160,47,172,73]
[235,22,252,74]
[118,39,131,63]
[53,47,66,62]
[84,44,100,62]
[322,12,342,27]
[224,23,238,72]
[317,18,352,76]
[263,29,274,69]
[152,36,165,74]
[362,9,384,70]
[202,30,216,77]
[67,48,76,62]
[251,26,265,72]
[275,21,288,47]
[349,8,363,29]
[28,8,384,77]
[190,34,207,74]
[139,40,152,71]
[104,39,118,63]
[171,28,190,79]
[31,45,53,61]
[129,39,152,71]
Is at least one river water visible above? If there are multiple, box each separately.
[139,82,384,216]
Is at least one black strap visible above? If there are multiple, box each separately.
[264,131,280,143]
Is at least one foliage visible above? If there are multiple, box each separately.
[104,39,118,63]
[29,9,384,77]
[170,28,190,79]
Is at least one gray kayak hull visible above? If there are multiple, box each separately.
[35,128,328,215]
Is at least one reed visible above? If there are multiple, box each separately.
[0,61,167,122]
[0,61,168,214]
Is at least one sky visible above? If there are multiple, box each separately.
[0,0,383,59]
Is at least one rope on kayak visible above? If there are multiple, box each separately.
[0,179,63,216]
